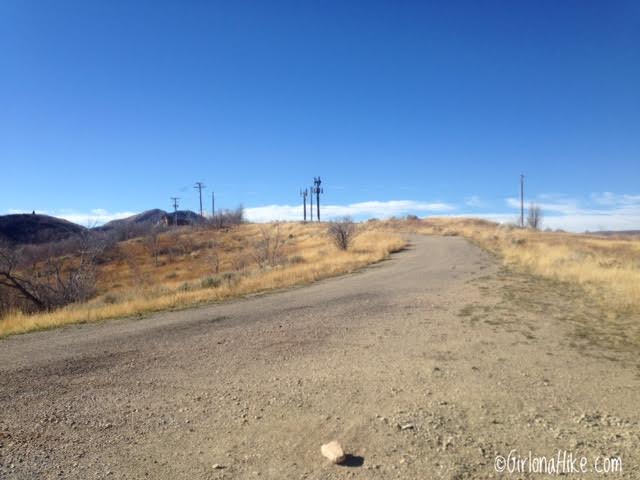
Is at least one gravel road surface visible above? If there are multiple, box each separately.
[1,235,638,479]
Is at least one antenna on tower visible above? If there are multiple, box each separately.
[312,176,324,221]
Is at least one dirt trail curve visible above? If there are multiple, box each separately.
[1,235,638,479]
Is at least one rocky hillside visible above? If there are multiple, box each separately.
[97,209,204,231]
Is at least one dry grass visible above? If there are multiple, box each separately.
[0,223,406,338]
[378,217,640,314]
[4,216,636,339]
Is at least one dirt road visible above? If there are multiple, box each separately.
[1,236,638,479]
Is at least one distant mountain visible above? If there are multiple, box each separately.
[166,210,205,226]
[97,209,168,230]
[0,208,207,245]
[97,209,204,231]
[589,230,640,237]
[0,213,86,244]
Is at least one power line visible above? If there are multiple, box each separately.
[300,188,308,222]
[194,182,206,218]
[309,183,314,221]
[170,197,180,226]
[520,173,525,228]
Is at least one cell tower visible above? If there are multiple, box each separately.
[312,176,323,221]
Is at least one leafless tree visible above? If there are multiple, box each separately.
[143,227,164,266]
[209,206,244,229]
[328,217,358,251]
[122,247,148,287]
[527,203,543,230]
[0,243,46,310]
[0,233,104,312]
[206,239,220,274]
[252,223,285,267]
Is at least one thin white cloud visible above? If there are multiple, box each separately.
[245,200,455,222]
[591,192,640,207]
[541,213,640,232]
[436,211,640,232]
[5,191,638,233]
[499,192,640,231]
[505,197,580,214]
[464,195,485,208]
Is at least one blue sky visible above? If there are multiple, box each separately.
[1,1,639,231]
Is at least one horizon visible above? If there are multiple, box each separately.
[2,1,639,232]
[5,200,640,233]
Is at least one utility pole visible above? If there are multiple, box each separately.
[300,188,308,222]
[313,176,323,221]
[194,182,206,218]
[211,191,215,218]
[170,197,180,226]
[309,184,314,221]
[520,173,525,228]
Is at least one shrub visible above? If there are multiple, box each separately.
[208,206,244,229]
[221,271,239,287]
[288,255,305,265]
[201,276,222,289]
[328,217,358,251]
[103,294,119,305]
[527,203,543,230]
[252,223,285,267]
[0,233,104,312]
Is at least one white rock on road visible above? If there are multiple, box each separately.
[321,440,346,464]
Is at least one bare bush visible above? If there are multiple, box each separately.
[18,230,116,264]
[328,217,358,251]
[106,222,161,242]
[231,251,251,271]
[122,248,148,287]
[527,203,543,230]
[252,223,285,267]
[0,233,104,313]
[209,206,244,229]
[206,239,220,274]
[143,227,165,266]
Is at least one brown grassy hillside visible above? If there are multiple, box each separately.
[0,222,406,337]
[3,216,637,340]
